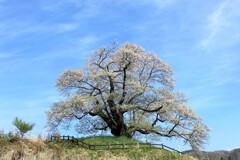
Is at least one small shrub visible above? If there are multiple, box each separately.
[8,131,19,143]
[12,117,35,138]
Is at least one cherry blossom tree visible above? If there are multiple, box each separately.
[47,42,209,148]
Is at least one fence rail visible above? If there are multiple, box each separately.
[48,135,182,154]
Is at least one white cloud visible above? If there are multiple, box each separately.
[200,0,228,49]
[153,0,177,8]
[0,53,13,59]
[75,35,100,46]
[54,23,79,33]
[115,0,177,8]
[0,19,79,44]
[202,53,239,86]
[200,0,240,50]
[207,0,229,35]
[44,0,177,20]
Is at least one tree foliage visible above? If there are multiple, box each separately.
[12,117,35,137]
[47,42,209,148]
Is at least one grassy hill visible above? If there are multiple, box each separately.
[0,135,196,160]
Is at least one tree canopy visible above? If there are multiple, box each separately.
[47,42,209,148]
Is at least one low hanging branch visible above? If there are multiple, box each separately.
[46,42,209,149]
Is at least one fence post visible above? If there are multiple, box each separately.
[49,135,181,153]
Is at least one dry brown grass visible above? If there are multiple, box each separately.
[0,136,197,160]
[1,138,91,160]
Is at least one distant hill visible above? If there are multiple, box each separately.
[184,148,240,160]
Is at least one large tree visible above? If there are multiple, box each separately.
[47,42,209,148]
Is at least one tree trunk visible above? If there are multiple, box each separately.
[107,111,132,138]
[110,125,132,138]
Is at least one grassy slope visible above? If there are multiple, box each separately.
[79,136,140,144]
[0,136,196,160]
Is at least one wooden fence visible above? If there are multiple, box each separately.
[48,135,182,154]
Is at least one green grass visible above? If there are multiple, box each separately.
[78,136,163,150]
[77,136,180,159]
[85,148,183,160]
[79,136,140,144]
[50,136,196,160]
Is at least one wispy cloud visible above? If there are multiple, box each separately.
[0,53,14,59]
[50,23,79,33]
[207,0,229,36]
[200,0,240,50]
[0,21,79,43]
[0,3,80,44]
[200,0,228,49]
[75,35,101,47]
[115,0,177,8]
[152,0,177,8]
[201,54,239,86]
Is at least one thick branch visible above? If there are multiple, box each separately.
[119,67,127,105]
[137,105,163,113]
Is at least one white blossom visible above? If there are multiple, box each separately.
[47,42,209,149]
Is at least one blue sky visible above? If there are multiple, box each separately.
[0,0,240,151]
